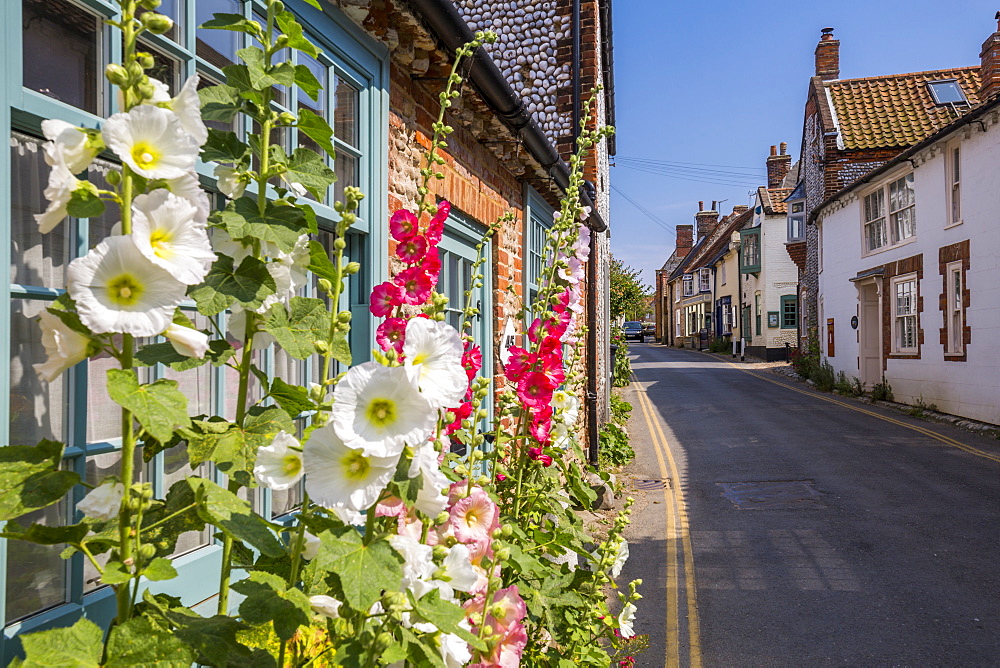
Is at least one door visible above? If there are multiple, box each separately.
[858,281,882,387]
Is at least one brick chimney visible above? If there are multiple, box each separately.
[695,202,719,242]
[980,13,1000,102]
[766,142,792,188]
[815,27,840,81]
[675,224,693,257]
[732,205,749,214]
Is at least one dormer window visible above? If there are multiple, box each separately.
[787,200,805,241]
[928,80,968,106]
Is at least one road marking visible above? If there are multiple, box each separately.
[632,374,703,667]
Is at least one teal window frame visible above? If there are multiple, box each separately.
[781,295,797,329]
[740,227,761,274]
[1,0,388,655]
[524,185,553,312]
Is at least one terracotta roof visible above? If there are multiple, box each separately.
[759,187,794,215]
[825,67,981,150]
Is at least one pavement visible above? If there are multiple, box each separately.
[617,343,1000,667]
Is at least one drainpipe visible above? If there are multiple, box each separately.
[587,231,600,467]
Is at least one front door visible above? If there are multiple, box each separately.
[858,281,882,387]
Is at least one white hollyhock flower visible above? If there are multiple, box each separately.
[331,362,436,458]
[33,311,91,382]
[409,440,450,517]
[309,595,342,619]
[435,543,479,601]
[103,105,197,179]
[131,190,216,285]
[610,540,629,578]
[402,318,468,410]
[214,165,247,199]
[41,119,98,174]
[254,431,304,491]
[301,531,321,561]
[227,305,276,349]
[331,505,365,527]
[34,163,80,233]
[618,601,636,638]
[304,422,399,511]
[440,625,473,668]
[67,236,187,336]
[166,75,208,146]
[163,172,210,224]
[210,228,251,266]
[78,481,124,521]
[390,534,436,588]
[163,323,209,358]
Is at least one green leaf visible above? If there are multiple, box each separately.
[141,479,205,557]
[285,147,336,199]
[307,239,338,283]
[187,407,292,486]
[294,65,323,104]
[143,557,178,581]
[268,377,314,417]
[0,440,80,520]
[101,560,133,585]
[190,478,284,557]
[232,571,311,642]
[135,338,235,371]
[2,520,89,546]
[314,529,403,611]
[391,455,421,505]
[330,327,352,367]
[105,616,196,667]
[20,617,102,668]
[201,128,248,163]
[190,254,276,316]
[238,47,296,89]
[221,64,264,104]
[199,13,262,35]
[166,612,252,666]
[199,84,244,123]
[299,0,323,9]
[297,108,334,156]
[276,11,320,58]
[66,185,105,219]
[217,197,310,253]
[262,297,329,359]
[106,369,191,443]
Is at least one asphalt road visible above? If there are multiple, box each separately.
[618,343,1000,667]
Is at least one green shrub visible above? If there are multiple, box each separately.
[851,376,866,397]
[708,337,730,353]
[871,377,894,402]
[611,327,631,387]
[610,393,632,426]
[812,360,836,392]
[789,334,821,378]
[599,422,635,469]
[834,371,854,395]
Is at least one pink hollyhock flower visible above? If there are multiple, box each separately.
[553,288,571,314]
[394,266,433,305]
[370,281,403,317]
[503,346,534,381]
[376,317,407,354]
[496,473,507,482]
[390,209,419,241]
[396,234,428,264]
[574,223,591,260]
[421,246,442,282]
[517,371,555,409]
[462,343,483,382]
[475,623,527,667]
[448,486,498,545]
[428,200,450,245]
[539,454,553,467]
[488,587,527,632]
[530,414,552,445]
[444,400,472,435]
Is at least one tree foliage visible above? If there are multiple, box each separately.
[610,256,651,321]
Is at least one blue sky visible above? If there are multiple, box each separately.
[610,1,1000,286]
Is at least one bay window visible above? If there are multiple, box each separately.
[864,173,916,254]
[892,275,918,353]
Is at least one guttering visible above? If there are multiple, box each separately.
[406,0,608,233]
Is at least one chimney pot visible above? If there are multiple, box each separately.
[698,200,704,211]
[766,141,793,188]
[815,27,840,81]
[770,145,778,156]
[780,142,788,155]
[980,14,1000,101]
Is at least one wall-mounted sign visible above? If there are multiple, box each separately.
[498,318,518,369]
[850,315,859,330]
[767,312,780,328]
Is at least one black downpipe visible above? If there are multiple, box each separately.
[598,0,616,155]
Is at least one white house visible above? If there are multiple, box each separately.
[814,92,1000,424]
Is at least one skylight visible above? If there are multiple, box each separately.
[928,80,968,105]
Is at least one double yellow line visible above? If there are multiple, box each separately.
[631,373,702,668]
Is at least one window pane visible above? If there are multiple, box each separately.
[334,75,359,146]
[10,299,68,444]
[22,0,99,114]
[163,443,211,556]
[88,159,123,248]
[11,134,72,290]
[5,498,67,623]
[87,350,122,443]
[196,0,240,70]
[297,53,328,119]
[334,153,356,206]
[271,479,303,518]
[139,0,180,42]
[140,40,181,94]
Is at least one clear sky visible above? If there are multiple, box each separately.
[610,0,1000,286]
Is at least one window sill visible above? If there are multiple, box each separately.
[944,220,964,229]
[860,235,917,259]
[944,352,966,358]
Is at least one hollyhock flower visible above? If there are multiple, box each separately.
[403,318,467,410]
[551,422,572,450]
[163,323,209,358]
[530,416,551,446]
[516,371,556,409]
[78,481,124,521]
[309,595,342,619]
[370,281,403,317]
[214,164,247,199]
[575,223,592,259]
[68,236,187,336]
[330,362,436,458]
[41,119,99,173]
[34,163,81,233]
[254,431,304,491]
[390,533,436,588]
[164,74,208,146]
[444,400,472,435]
[440,626,473,668]
[302,531,321,560]
[427,200,450,245]
[303,422,399,511]
[421,246,442,280]
[448,486,498,546]
[610,539,630,578]
[375,317,407,355]
[389,209,419,241]
[102,104,198,179]
[481,586,527,632]
[227,305,276,349]
[503,346,533,380]
[472,623,527,667]
[409,440,450,517]
[131,190,215,285]
[462,343,482,382]
[332,505,365,527]
[33,311,92,382]
[164,172,210,224]
[394,266,433,306]
[558,256,585,284]
[396,235,428,264]
[618,601,637,638]
[433,543,480,601]
[552,389,579,415]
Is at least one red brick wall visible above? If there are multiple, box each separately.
[880,253,924,368]
[785,241,807,272]
[938,240,971,362]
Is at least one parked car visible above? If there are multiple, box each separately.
[642,322,655,338]
[623,321,644,341]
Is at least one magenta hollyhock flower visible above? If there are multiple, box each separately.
[420,245,442,282]
[462,343,483,382]
[395,234,428,264]
[375,317,407,354]
[448,486,499,545]
[394,266,433,305]
[444,400,472,435]
[517,371,555,409]
[370,281,403,317]
[503,346,534,381]
[553,288,571,314]
[389,209,418,241]
[428,200,450,245]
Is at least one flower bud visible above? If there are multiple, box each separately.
[334,238,346,250]
[314,340,329,354]
[278,110,296,125]
[501,524,513,538]
[274,34,290,50]
[434,511,450,525]
[105,64,129,87]
[137,52,155,70]
[317,278,333,294]
[138,543,157,561]
[345,261,361,275]
[496,547,511,561]
[374,632,393,653]
[337,311,352,323]
[136,80,156,100]
[141,12,174,35]
[105,170,122,187]
[272,0,285,13]
[139,0,162,7]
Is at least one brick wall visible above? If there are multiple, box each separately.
[938,240,971,362]
[880,253,924,368]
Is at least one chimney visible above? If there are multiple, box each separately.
[675,225,693,257]
[980,13,1000,102]
[815,27,840,81]
[695,202,719,242]
[732,205,749,214]
[766,142,792,188]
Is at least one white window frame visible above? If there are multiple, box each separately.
[787,200,805,241]
[891,274,919,354]
[862,172,917,255]
[817,221,824,274]
[675,309,682,337]
[682,274,695,297]
[945,261,964,354]
[946,143,962,227]
[698,267,711,293]
[719,261,727,286]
